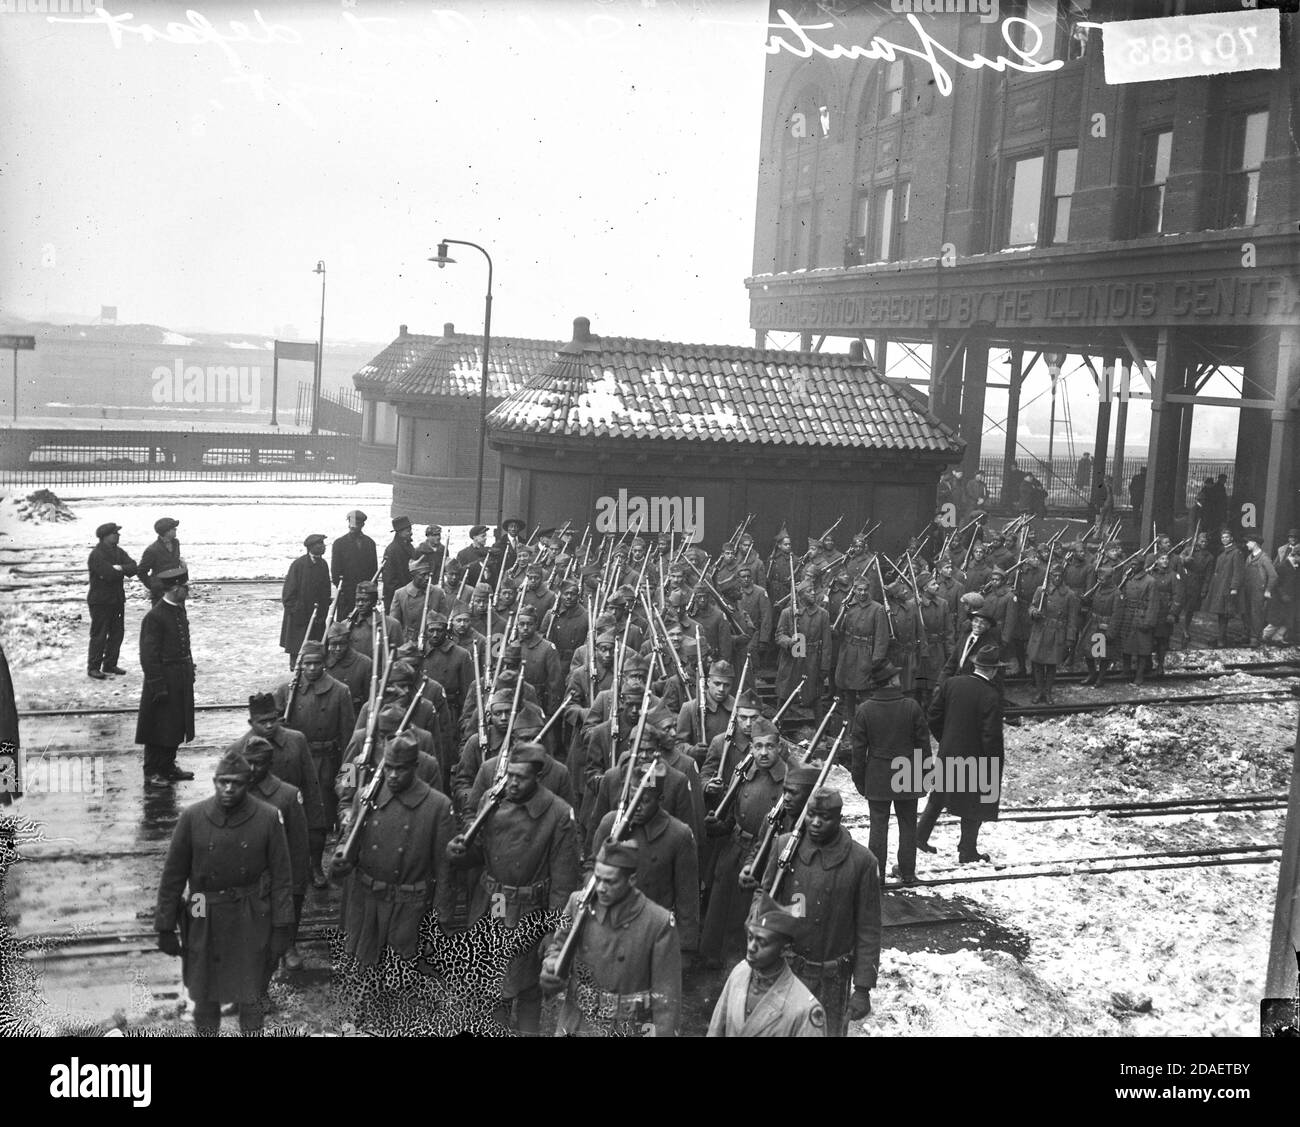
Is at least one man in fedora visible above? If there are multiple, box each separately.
[916,643,1004,864]
[850,657,931,885]
[87,521,137,679]
[135,566,197,788]
[382,516,417,613]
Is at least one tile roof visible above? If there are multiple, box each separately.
[486,330,963,454]
[351,331,443,393]
[387,334,563,402]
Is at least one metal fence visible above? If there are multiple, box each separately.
[295,384,362,434]
[977,455,1237,511]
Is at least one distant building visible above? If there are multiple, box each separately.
[748,0,1299,541]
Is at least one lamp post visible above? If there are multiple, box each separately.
[312,260,326,436]
[429,239,492,524]
[1045,350,1065,501]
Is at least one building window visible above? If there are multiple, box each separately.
[1137,129,1172,236]
[777,85,832,272]
[1047,147,1077,244]
[1002,154,1045,247]
[1009,0,1062,62]
[1222,110,1268,228]
[881,59,907,117]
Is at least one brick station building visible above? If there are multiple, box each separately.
[354,325,441,484]
[485,316,963,555]
[749,0,1299,542]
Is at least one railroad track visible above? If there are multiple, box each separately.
[885,842,1283,889]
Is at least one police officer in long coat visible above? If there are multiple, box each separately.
[135,566,196,787]
[154,748,295,1035]
[86,521,137,679]
[540,839,682,1038]
[281,533,333,667]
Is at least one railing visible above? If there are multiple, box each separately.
[295,384,362,434]
[975,456,1237,512]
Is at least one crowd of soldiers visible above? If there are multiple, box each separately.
[86,501,1295,1036]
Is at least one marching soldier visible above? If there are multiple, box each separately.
[588,724,701,856]
[515,606,564,714]
[337,704,444,815]
[137,516,182,605]
[1081,564,1121,687]
[274,640,356,884]
[135,566,197,788]
[280,533,332,669]
[325,622,372,711]
[699,718,786,968]
[1149,550,1186,676]
[389,555,437,642]
[242,736,310,972]
[676,659,736,768]
[467,702,575,810]
[766,527,795,611]
[540,839,682,1037]
[755,785,880,1037]
[589,773,700,958]
[381,516,418,613]
[688,588,732,665]
[231,692,328,884]
[1026,563,1078,704]
[154,748,294,1036]
[447,744,581,1035]
[331,510,377,620]
[520,563,556,621]
[882,579,918,695]
[545,579,589,669]
[776,583,832,718]
[344,580,402,661]
[417,613,474,721]
[707,895,825,1037]
[1180,531,1214,645]
[1116,561,1160,684]
[834,575,890,719]
[734,565,773,671]
[335,731,456,965]
[86,521,137,680]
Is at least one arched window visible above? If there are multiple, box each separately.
[775,84,831,272]
[849,60,915,266]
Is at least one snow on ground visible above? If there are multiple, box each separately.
[2,481,1297,1037]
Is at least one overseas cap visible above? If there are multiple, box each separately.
[787,765,821,787]
[215,749,252,779]
[382,731,420,766]
[377,705,407,734]
[596,839,639,871]
[807,786,843,812]
[510,742,547,769]
[749,893,802,940]
[248,692,279,718]
[299,641,325,659]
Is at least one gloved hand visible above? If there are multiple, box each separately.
[447,834,468,860]
[538,954,565,994]
[269,925,293,960]
[848,987,872,1020]
[329,854,354,882]
[737,867,759,892]
[157,931,181,957]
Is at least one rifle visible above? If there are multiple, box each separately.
[1033,543,1056,615]
[537,690,576,746]
[767,722,846,898]
[472,639,489,755]
[282,606,320,721]
[324,580,344,629]
[644,590,689,688]
[416,573,434,651]
[705,652,750,797]
[492,661,528,785]
[771,677,806,725]
[874,555,897,641]
[585,597,598,711]
[615,660,657,813]
[713,745,754,822]
[553,756,658,979]
[904,552,930,678]
[332,654,394,865]
[743,795,785,889]
[694,625,707,738]
[396,675,429,734]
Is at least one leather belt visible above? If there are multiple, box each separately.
[192,874,268,902]
[357,870,430,899]
[308,739,340,755]
[482,875,550,904]
[789,951,854,978]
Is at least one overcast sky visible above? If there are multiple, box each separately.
[1,0,769,344]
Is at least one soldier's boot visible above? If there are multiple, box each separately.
[1134,656,1147,686]
[1028,665,1041,703]
[1122,655,1134,683]
[1082,658,1098,687]
[1044,667,1056,705]
[1094,659,1110,687]
[1154,643,1167,678]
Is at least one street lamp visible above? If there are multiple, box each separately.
[429,238,493,524]
[1045,350,1066,498]
[312,260,326,436]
